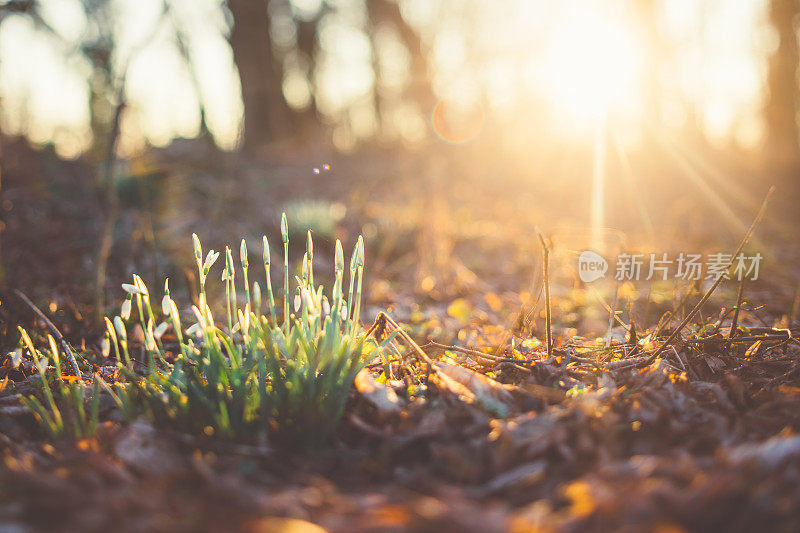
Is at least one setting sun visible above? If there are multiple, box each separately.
[543,10,641,125]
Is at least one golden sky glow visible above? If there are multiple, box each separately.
[542,5,641,127]
[0,0,771,157]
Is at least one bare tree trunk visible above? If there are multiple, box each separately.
[294,14,322,136]
[367,0,435,115]
[166,1,212,141]
[227,0,291,152]
[88,70,115,162]
[0,122,4,285]
[764,0,800,167]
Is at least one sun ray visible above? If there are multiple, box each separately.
[610,131,656,243]
[656,133,747,234]
[590,117,607,251]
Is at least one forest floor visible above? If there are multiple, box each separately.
[2,136,800,532]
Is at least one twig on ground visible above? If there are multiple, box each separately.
[14,289,81,376]
[606,279,620,348]
[730,275,746,339]
[421,341,505,363]
[420,341,539,371]
[645,186,775,365]
[367,312,434,365]
[586,283,631,332]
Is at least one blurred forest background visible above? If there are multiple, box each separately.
[0,0,799,338]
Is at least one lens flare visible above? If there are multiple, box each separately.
[431,95,484,144]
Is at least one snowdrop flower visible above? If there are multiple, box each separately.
[154,321,169,340]
[240,239,248,268]
[133,274,148,297]
[301,287,315,314]
[281,213,289,244]
[121,283,144,295]
[101,334,111,358]
[185,323,203,338]
[113,316,127,340]
[253,282,261,313]
[121,294,132,320]
[192,233,202,261]
[335,240,344,272]
[162,279,171,315]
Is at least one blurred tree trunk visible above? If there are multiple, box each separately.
[80,0,118,163]
[294,14,322,136]
[227,0,291,153]
[764,0,800,168]
[367,0,435,116]
[87,56,115,163]
[0,126,4,285]
[166,2,212,141]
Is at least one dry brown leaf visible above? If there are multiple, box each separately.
[482,461,547,494]
[744,340,762,358]
[705,356,725,372]
[355,368,401,414]
[434,362,515,416]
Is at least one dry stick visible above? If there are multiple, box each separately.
[422,341,505,362]
[537,230,553,358]
[492,269,544,358]
[642,281,653,330]
[14,289,81,376]
[686,333,790,345]
[420,341,535,371]
[375,313,538,378]
[647,186,775,364]
[366,312,434,365]
[586,283,631,332]
[729,275,746,339]
[605,280,621,347]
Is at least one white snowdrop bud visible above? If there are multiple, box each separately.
[253,281,262,313]
[335,240,344,272]
[121,295,132,320]
[192,233,202,261]
[154,321,169,340]
[101,334,111,358]
[113,316,127,340]
[301,287,315,314]
[281,213,289,244]
[240,239,248,268]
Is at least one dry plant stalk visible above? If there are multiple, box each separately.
[729,275,746,339]
[648,186,775,362]
[536,230,553,358]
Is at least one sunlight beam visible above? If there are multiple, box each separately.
[591,116,607,251]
